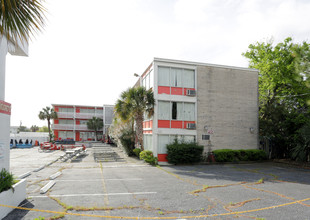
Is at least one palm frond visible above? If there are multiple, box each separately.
[0,0,46,44]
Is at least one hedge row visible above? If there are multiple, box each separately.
[167,142,204,164]
[212,149,267,162]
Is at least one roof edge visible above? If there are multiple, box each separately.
[153,57,258,72]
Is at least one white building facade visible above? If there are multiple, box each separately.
[0,36,28,171]
[139,58,259,163]
[52,104,114,141]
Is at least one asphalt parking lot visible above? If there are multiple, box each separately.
[3,143,310,220]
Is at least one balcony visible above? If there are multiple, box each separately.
[56,112,104,119]
[52,124,74,130]
[57,112,74,119]
[75,125,89,131]
[52,124,103,131]
[75,113,103,119]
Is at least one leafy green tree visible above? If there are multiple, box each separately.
[18,126,30,133]
[87,117,103,141]
[243,37,310,159]
[38,126,49,132]
[38,107,57,142]
[0,0,46,45]
[30,125,39,132]
[115,87,154,150]
[292,121,310,161]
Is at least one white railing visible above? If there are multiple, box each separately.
[52,124,74,130]
[56,112,103,119]
[52,124,103,131]
[74,125,88,131]
[75,113,103,119]
[56,112,74,118]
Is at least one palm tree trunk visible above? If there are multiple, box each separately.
[47,119,51,142]
[135,113,144,150]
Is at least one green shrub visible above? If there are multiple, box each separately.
[213,149,267,162]
[133,148,142,157]
[166,141,204,164]
[140,150,158,165]
[212,149,236,162]
[237,149,249,161]
[0,168,15,193]
[119,129,135,156]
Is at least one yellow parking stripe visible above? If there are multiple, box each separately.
[1,198,309,219]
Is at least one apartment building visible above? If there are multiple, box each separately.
[52,104,114,141]
[138,58,259,163]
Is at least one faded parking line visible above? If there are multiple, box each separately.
[27,178,143,181]
[54,178,143,182]
[30,191,157,198]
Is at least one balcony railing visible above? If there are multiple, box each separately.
[57,112,74,118]
[75,113,103,119]
[56,112,103,119]
[52,124,74,130]
[75,125,89,131]
[52,124,103,131]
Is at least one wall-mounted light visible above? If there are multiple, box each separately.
[204,125,208,131]
[249,127,254,133]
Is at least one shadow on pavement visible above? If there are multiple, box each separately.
[3,199,34,220]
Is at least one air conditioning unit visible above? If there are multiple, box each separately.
[186,89,196,96]
[186,123,196,129]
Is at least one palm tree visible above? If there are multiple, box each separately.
[30,125,39,132]
[115,87,154,150]
[38,106,57,142]
[0,0,46,45]
[87,117,103,141]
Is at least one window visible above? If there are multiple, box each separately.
[59,131,74,139]
[171,102,183,120]
[59,107,74,113]
[149,70,154,89]
[96,109,103,114]
[142,69,154,90]
[184,103,195,121]
[158,66,195,88]
[80,108,95,114]
[59,119,74,124]
[170,68,182,87]
[158,67,170,86]
[202,135,210,140]
[143,134,153,151]
[145,73,150,90]
[158,135,169,154]
[158,135,196,154]
[158,101,170,120]
[80,120,87,125]
[183,69,195,88]
[158,101,195,121]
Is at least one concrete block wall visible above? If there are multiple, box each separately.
[196,65,259,152]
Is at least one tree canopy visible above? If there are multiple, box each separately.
[114,86,154,150]
[38,106,57,142]
[87,117,103,141]
[0,0,46,44]
[243,37,310,160]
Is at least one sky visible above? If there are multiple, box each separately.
[5,0,310,128]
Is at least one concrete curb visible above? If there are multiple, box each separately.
[49,172,62,180]
[33,165,45,172]
[40,181,56,194]
[18,171,31,179]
